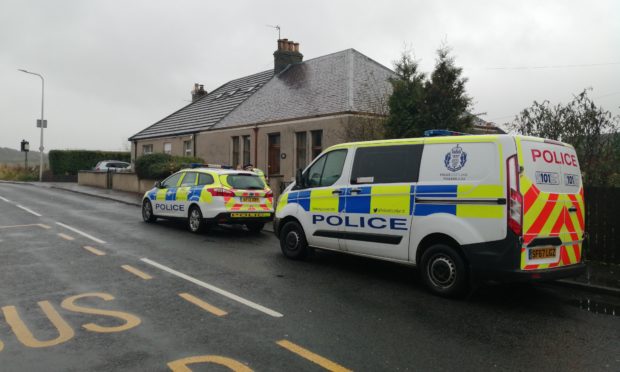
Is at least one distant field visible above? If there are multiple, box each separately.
[0,147,48,165]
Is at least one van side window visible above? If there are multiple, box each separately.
[304,149,347,188]
[351,144,423,184]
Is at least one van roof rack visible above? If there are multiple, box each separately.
[189,163,234,169]
[424,129,469,137]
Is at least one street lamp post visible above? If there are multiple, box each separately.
[18,69,45,182]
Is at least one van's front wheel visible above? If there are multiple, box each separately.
[421,244,468,298]
[279,221,309,260]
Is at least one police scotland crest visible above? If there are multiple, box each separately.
[444,144,467,172]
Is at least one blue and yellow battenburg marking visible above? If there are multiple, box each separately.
[148,186,214,203]
[278,184,504,219]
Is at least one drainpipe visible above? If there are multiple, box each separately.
[253,126,259,167]
[133,140,137,161]
[192,133,197,158]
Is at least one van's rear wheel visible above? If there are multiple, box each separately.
[420,244,468,298]
[279,221,309,260]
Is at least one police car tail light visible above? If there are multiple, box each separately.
[265,190,273,198]
[506,155,523,236]
[207,187,235,197]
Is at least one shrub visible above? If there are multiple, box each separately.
[134,154,203,179]
[0,164,39,181]
[49,150,130,175]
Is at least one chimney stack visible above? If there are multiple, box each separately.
[191,83,207,102]
[273,38,303,74]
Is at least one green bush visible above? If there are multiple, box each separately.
[49,150,130,175]
[134,153,203,179]
[0,164,39,181]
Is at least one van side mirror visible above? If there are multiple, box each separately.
[295,168,305,189]
[154,181,162,189]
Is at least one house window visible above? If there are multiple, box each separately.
[232,136,240,168]
[183,140,192,156]
[296,132,307,170]
[164,142,172,154]
[142,144,153,155]
[268,133,281,175]
[242,135,251,166]
[311,130,323,159]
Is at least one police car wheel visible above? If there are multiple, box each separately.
[421,244,468,297]
[142,200,156,223]
[280,222,309,260]
[187,206,205,233]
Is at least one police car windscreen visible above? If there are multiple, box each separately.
[225,174,265,190]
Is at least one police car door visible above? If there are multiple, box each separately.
[155,172,184,217]
[299,149,349,251]
[343,144,423,261]
[176,171,198,216]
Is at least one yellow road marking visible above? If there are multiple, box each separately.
[276,340,352,372]
[121,265,152,280]
[0,224,44,230]
[60,293,141,333]
[179,293,228,317]
[83,246,106,256]
[2,301,75,348]
[38,224,51,229]
[58,233,74,241]
[168,355,253,372]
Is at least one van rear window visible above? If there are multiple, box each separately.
[351,144,423,184]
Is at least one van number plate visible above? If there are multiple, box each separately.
[240,197,259,203]
[529,246,556,260]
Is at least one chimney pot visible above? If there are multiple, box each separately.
[282,38,289,51]
[273,37,303,74]
[294,42,299,52]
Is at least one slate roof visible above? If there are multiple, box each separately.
[129,70,273,140]
[213,49,395,129]
[130,48,395,140]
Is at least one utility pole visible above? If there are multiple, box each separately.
[18,69,46,181]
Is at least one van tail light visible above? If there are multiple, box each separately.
[207,187,235,197]
[265,190,273,198]
[506,155,523,236]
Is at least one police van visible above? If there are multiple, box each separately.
[274,132,586,297]
[142,166,274,234]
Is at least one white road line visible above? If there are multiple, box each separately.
[0,196,10,202]
[56,222,106,244]
[141,257,283,318]
[16,205,42,217]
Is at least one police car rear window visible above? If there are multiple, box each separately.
[225,174,265,190]
[351,144,423,184]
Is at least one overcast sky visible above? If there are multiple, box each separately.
[1,0,618,151]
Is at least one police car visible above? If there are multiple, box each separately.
[142,165,274,233]
[274,131,586,297]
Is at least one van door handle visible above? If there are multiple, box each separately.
[568,206,577,212]
[332,189,343,195]
[350,188,362,194]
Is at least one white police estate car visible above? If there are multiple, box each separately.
[142,166,274,233]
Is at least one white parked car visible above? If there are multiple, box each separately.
[94,160,131,172]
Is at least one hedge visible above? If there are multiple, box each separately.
[48,150,130,175]
[134,153,203,179]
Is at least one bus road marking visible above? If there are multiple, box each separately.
[179,293,228,317]
[276,340,352,372]
[16,205,42,217]
[121,265,152,280]
[83,246,106,256]
[58,233,75,241]
[56,222,106,244]
[141,258,283,318]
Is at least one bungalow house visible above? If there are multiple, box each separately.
[129,39,502,192]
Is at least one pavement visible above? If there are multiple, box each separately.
[3,180,619,296]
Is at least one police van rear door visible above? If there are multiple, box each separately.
[519,138,584,270]
[342,143,423,261]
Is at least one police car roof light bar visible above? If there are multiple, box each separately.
[189,163,234,169]
[424,129,469,137]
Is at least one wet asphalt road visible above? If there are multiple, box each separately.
[0,183,618,372]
